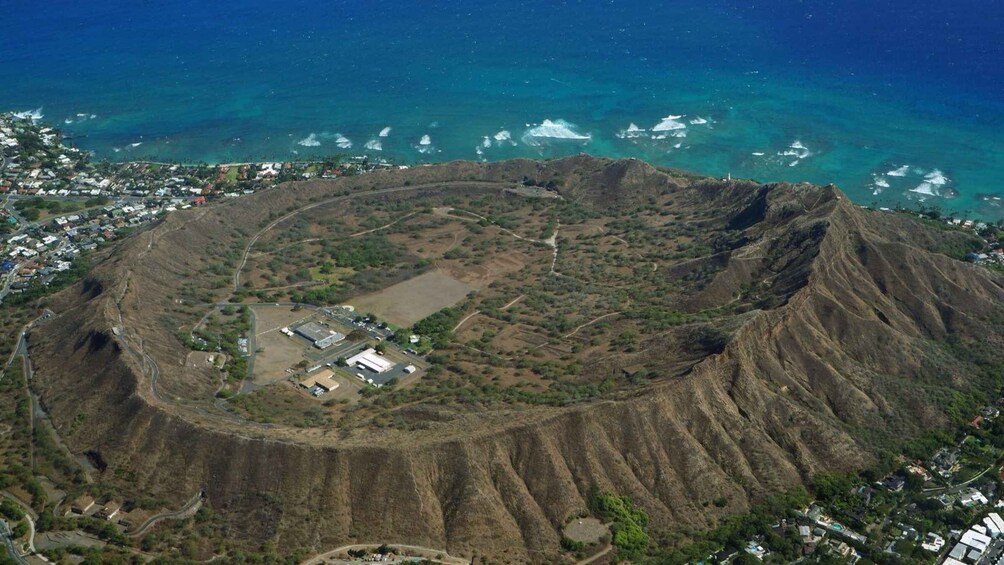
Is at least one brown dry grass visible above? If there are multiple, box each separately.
[349,270,473,327]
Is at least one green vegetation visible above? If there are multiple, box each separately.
[411,306,464,349]
[323,235,401,270]
[0,498,25,521]
[181,306,252,384]
[13,196,109,220]
[651,488,811,564]
[589,491,650,560]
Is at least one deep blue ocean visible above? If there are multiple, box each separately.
[3,0,1003,218]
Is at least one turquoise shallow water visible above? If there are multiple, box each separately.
[3,0,1003,218]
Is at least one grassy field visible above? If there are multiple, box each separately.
[307,265,354,286]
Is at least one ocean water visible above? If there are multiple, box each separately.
[3,0,1003,218]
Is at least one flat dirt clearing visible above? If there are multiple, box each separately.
[185,351,224,370]
[348,270,473,326]
[563,517,609,544]
[36,531,106,551]
[250,306,315,385]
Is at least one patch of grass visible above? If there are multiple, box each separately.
[308,264,354,285]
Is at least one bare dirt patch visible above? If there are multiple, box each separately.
[249,306,317,385]
[185,351,225,370]
[442,250,534,289]
[563,518,609,545]
[348,270,473,327]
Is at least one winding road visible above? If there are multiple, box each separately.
[301,543,469,565]
[233,181,515,293]
[127,491,204,538]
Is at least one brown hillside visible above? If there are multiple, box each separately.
[28,157,1004,562]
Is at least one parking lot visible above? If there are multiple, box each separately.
[248,303,424,401]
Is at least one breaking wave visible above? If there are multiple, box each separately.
[911,169,949,196]
[887,165,910,177]
[297,133,321,147]
[617,123,647,139]
[779,140,812,167]
[652,115,687,132]
[12,108,43,121]
[521,119,591,146]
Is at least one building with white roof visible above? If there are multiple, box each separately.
[960,528,990,553]
[346,348,394,374]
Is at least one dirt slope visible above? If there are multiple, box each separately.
[28,157,1004,562]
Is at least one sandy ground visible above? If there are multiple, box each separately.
[348,270,473,327]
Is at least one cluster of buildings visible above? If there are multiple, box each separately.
[939,219,1004,268]
[0,196,179,300]
[0,112,389,302]
[68,494,130,529]
[285,315,419,396]
[943,512,1004,565]
[872,206,1004,269]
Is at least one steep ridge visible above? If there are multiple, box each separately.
[27,158,1004,561]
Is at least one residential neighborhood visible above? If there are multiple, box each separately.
[0,111,395,304]
[690,400,1004,565]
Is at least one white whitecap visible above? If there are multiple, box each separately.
[924,169,949,186]
[379,127,391,137]
[752,152,765,156]
[335,134,352,149]
[364,139,383,151]
[298,133,321,147]
[874,177,890,188]
[481,137,492,149]
[673,143,682,149]
[689,117,708,125]
[522,119,591,146]
[779,140,811,160]
[12,108,43,121]
[886,165,910,177]
[617,123,647,139]
[129,142,143,148]
[910,182,939,196]
[419,134,432,146]
[493,130,516,145]
[652,115,687,132]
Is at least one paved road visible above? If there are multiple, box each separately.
[0,520,30,565]
[127,492,203,538]
[232,180,513,292]
[575,544,613,565]
[0,494,36,556]
[301,543,469,565]
[109,180,510,429]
